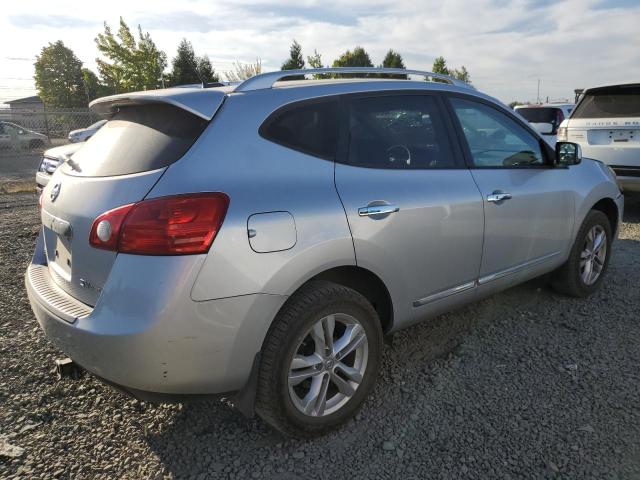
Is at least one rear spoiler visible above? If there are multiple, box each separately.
[89,87,228,121]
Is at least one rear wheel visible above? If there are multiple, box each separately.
[551,210,612,297]
[255,281,383,438]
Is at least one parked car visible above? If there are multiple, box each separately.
[558,82,640,193]
[0,121,49,150]
[68,119,107,143]
[26,67,623,438]
[514,103,574,146]
[36,143,83,194]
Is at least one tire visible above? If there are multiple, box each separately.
[255,280,383,438]
[551,210,612,297]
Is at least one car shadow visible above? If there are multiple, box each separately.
[144,236,640,478]
[623,194,640,223]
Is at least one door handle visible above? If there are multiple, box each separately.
[487,192,512,203]
[358,204,400,217]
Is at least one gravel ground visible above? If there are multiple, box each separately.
[1,190,639,479]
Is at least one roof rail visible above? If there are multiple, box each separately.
[234,67,472,92]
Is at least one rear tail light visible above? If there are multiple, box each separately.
[557,126,568,141]
[89,193,229,255]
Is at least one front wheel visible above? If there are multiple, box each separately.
[551,210,612,297]
[255,281,383,438]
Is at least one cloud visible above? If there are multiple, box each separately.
[9,14,97,29]
[1,0,640,103]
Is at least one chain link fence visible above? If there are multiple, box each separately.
[1,107,99,156]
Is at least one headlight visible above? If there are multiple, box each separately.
[557,126,568,141]
[38,157,62,174]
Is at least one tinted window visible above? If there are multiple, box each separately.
[63,104,207,177]
[347,95,454,169]
[260,101,338,159]
[452,98,544,168]
[572,86,640,118]
[516,107,564,133]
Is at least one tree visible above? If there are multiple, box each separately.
[95,17,167,93]
[225,59,262,82]
[380,49,406,79]
[197,56,219,84]
[306,50,328,79]
[168,39,219,86]
[332,46,373,77]
[80,68,113,102]
[281,40,305,80]
[307,50,323,69]
[34,41,87,108]
[432,56,471,84]
[432,56,450,75]
[452,65,471,83]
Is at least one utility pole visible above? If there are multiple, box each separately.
[536,78,541,104]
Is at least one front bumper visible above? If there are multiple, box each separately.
[25,230,286,395]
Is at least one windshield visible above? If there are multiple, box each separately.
[572,86,640,118]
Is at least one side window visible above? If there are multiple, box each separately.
[260,100,338,159]
[451,98,545,168]
[347,95,455,169]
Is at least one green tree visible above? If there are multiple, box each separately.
[432,56,471,83]
[432,56,450,75]
[197,56,219,84]
[34,41,87,108]
[168,39,219,86]
[281,40,305,80]
[380,49,406,79]
[452,65,471,83]
[81,68,113,102]
[332,46,373,77]
[307,50,323,69]
[306,50,327,79]
[95,17,167,93]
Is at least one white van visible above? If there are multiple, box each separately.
[558,83,640,193]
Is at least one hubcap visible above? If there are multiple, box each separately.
[288,313,369,417]
[580,225,607,286]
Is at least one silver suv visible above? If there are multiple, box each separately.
[26,68,623,437]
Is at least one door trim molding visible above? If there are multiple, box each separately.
[413,281,476,307]
[412,250,562,308]
[477,251,561,285]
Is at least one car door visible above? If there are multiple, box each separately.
[446,95,574,291]
[334,93,484,326]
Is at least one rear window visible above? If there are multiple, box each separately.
[259,100,338,159]
[516,107,564,133]
[63,104,207,177]
[572,86,640,118]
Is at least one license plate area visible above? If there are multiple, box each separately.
[611,130,635,143]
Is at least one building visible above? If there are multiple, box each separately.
[2,96,46,132]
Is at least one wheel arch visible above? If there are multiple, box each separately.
[590,197,619,238]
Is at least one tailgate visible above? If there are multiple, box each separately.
[40,169,164,306]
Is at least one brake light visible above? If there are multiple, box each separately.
[89,193,229,255]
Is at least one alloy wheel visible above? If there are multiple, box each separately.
[580,224,607,285]
[288,313,369,417]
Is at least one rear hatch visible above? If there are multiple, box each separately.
[564,84,640,160]
[515,107,564,135]
[39,87,225,306]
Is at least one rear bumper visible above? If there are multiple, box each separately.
[25,230,287,395]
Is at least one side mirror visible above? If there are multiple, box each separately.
[532,122,554,135]
[555,141,582,166]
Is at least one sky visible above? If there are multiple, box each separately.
[1,0,639,104]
